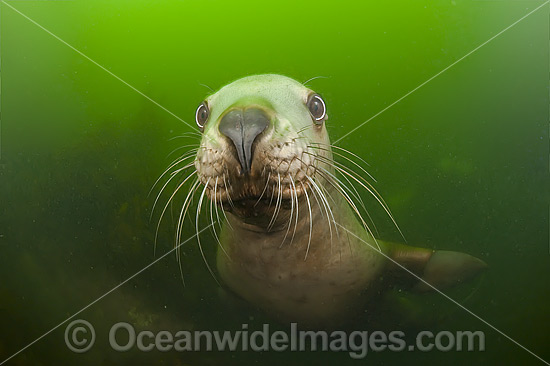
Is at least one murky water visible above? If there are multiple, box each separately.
[1,0,549,365]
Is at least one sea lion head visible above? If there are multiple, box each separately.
[194,74,331,228]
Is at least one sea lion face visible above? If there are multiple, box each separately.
[195,75,331,226]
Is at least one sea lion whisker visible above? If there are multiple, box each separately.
[195,180,221,286]
[168,131,202,140]
[168,148,197,163]
[218,193,233,230]
[174,179,197,250]
[316,167,382,253]
[176,179,201,260]
[209,183,216,231]
[212,180,231,260]
[306,149,401,241]
[274,174,284,227]
[336,169,379,237]
[267,173,283,231]
[223,175,236,211]
[304,173,334,252]
[279,177,295,249]
[320,157,368,205]
[301,181,313,261]
[315,169,366,241]
[267,174,279,231]
[316,177,341,242]
[297,125,309,133]
[268,180,276,208]
[168,131,201,141]
[315,167,363,218]
[322,161,381,237]
[172,145,201,157]
[149,152,197,198]
[293,155,338,242]
[309,144,376,183]
[167,143,200,152]
[308,145,378,195]
[298,161,341,240]
[213,177,224,229]
[310,142,373,170]
[281,174,300,247]
[316,153,390,224]
[306,153,379,237]
[167,136,200,147]
[313,156,399,240]
[296,125,313,135]
[151,164,194,222]
[154,171,197,256]
[165,150,200,173]
[254,172,272,207]
[168,162,196,177]
[302,75,329,86]
[303,153,365,204]
[167,145,200,159]
[163,154,199,179]
[208,185,226,257]
[319,157,404,242]
[290,176,300,247]
[174,179,199,284]
[198,82,213,92]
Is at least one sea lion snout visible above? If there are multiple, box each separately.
[218,107,270,175]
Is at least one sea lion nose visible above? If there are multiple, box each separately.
[218,108,269,174]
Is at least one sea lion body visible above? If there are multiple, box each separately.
[184,74,486,327]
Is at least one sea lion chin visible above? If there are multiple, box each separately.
[160,74,487,328]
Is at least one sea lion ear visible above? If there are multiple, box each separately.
[412,250,487,292]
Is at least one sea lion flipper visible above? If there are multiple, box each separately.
[413,250,487,292]
[386,242,487,292]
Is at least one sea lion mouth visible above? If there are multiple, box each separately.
[198,162,315,206]
[192,148,319,229]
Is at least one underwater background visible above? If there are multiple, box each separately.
[1,0,548,365]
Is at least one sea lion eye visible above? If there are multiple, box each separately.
[195,102,210,131]
[307,93,326,124]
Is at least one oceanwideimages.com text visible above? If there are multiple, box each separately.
[65,320,485,358]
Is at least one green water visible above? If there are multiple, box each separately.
[1,0,548,365]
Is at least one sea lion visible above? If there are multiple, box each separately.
[160,74,486,327]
